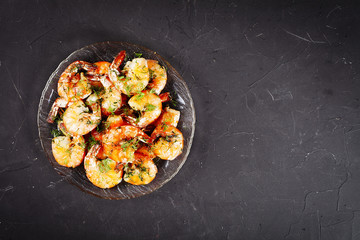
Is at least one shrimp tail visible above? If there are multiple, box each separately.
[110,50,126,72]
[159,92,171,103]
[47,98,68,123]
[87,144,101,158]
[62,61,97,79]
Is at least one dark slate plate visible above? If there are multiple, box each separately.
[37,41,196,199]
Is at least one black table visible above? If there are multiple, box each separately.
[1,1,360,239]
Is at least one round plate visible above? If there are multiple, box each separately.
[37,41,196,199]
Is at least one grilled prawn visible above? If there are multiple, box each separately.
[84,144,123,189]
[52,135,86,167]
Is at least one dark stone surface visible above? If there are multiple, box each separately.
[1,0,360,239]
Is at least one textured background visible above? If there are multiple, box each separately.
[1,0,360,239]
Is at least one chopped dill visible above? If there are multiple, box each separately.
[87,136,100,150]
[99,159,112,173]
[145,104,156,112]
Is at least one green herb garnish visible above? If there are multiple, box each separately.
[135,92,145,101]
[149,69,155,79]
[91,86,105,96]
[87,136,100,150]
[78,142,86,149]
[51,129,62,138]
[125,84,132,95]
[162,123,169,131]
[134,52,143,58]
[121,139,139,152]
[145,104,156,112]
[99,158,112,173]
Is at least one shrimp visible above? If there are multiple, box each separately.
[90,115,125,141]
[102,125,150,163]
[48,64,95,123]
[113,58,150,95]
[49,74,93,123]
[128,92,162,128]
[123,153,157,185]
[95,61,111,75]
[151,124,184,160]
[110,50,126,74]
[106,115,125,129]
[89,115,125,146]
[89,115,126,160]
[84,144,123,189]
[87,61,111,87]
[147,60,167,95]
[58,61,96,100]
[154,107,180,127]
[52,135,86,167]
[108,50,128,90]
[99,76,122,116]
[136,145,156,159]
[62,93,101,136]
[89,115,125,144]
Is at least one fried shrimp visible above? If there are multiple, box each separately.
[128,92,162,128]
[116,58,150,95]
[151,124,184,160]
[62,94,101,136]
[52,135,85,167]
[102,125,150,163]
[123,153,157,185]
[147,60,167,94]
[84,144,123,189]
